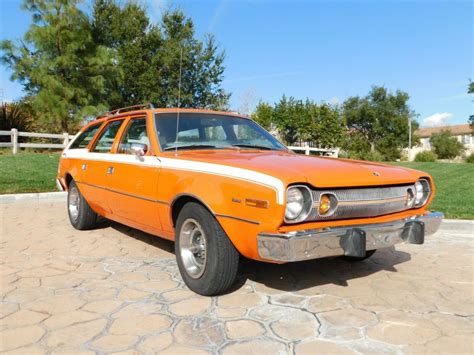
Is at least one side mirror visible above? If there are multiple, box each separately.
[130,143,148,161]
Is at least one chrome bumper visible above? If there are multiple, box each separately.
[257,212,444,262]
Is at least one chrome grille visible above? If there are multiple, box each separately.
[308,184,415,221]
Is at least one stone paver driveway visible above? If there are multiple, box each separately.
[1,200,473,354]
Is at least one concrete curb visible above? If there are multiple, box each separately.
[0,191,66,204]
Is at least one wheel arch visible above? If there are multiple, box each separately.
[170,194,216,228]
[64,173,74,190]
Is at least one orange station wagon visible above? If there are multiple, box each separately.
[57,104,443,295]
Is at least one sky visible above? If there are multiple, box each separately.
[0,0,472,127]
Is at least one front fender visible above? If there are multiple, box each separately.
[156,166,285,258]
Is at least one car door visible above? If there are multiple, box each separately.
[105,116,162,231]
[83,118,126,214]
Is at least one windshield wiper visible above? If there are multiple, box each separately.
[232,144,276,150]
[164,144,218,151]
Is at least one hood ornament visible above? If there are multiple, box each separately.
[373,171,380,177]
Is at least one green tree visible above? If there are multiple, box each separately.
[430,129,465,159]
[1,0,116,132]
[301,101,345,148]
[91,1,229,109]
[271,96,304,145]
[251,96,345,147]
[342,86,418,160]
[251,101,273,130]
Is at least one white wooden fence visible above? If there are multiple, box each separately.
[0,129,75,154]
[287,144,339,157]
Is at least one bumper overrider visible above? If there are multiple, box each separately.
[257,211,443,262]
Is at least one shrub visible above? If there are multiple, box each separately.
[430,130,465,159]
[0,100,36,131]
[466,154,474,163]
[414,151,437,162]
[376,137,402,161]
[347,150,384,162]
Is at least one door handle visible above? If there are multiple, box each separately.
[106,166,114,174]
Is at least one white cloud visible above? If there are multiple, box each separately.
[422,112,454,127]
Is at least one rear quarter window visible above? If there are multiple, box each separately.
[69,123,102,149]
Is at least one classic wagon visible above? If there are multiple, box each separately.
[57,104,443,295]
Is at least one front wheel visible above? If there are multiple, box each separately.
[175,202,239,296]
[68,180,97,230]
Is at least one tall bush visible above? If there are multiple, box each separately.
[414,151,437,162]
[430,130,465,159]
[0,100,36,134]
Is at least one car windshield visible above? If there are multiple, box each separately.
[154,113,287,151]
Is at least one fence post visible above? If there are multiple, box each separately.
[305,143,310,155]
[63,132,70,148]
[11,128,18,154]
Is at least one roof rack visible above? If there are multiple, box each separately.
[96,103,155,119]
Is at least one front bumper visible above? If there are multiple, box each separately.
[257,211,443,262]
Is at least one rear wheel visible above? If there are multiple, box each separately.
[342,249,376,262]
[68,180,97,230]
[175,202,239,296]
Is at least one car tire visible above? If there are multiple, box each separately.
[175,202,239,296]
[342,249,376,262]
[68,180,97,230]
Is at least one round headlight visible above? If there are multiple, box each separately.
[414,179,431,207]
[285,186,312,222]
[285,187,304,220]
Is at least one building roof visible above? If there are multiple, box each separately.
[416,124,472,138]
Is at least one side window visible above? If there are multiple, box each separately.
[91,120,124,153]
[118,118,150,154]
[69,123,101,149]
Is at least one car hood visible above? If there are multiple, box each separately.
[164,150,428,188]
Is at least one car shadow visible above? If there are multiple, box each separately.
[235,247,411,293]
[96,217,175,254]
[94,217,411,294]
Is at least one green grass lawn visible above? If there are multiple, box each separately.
[0,153,472,219]
[394,162,474,219]
[0,152,61,194]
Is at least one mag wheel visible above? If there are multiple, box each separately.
[175,202,239,296]
[68,180,97,230]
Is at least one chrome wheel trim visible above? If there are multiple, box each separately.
[179,218,207,279]
[68,186,80,222]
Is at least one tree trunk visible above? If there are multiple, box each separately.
[61,119,68,133]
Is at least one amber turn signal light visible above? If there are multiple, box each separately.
[319,194,332,215]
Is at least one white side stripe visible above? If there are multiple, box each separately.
[159,157,285,204]
[63,150,285,204]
